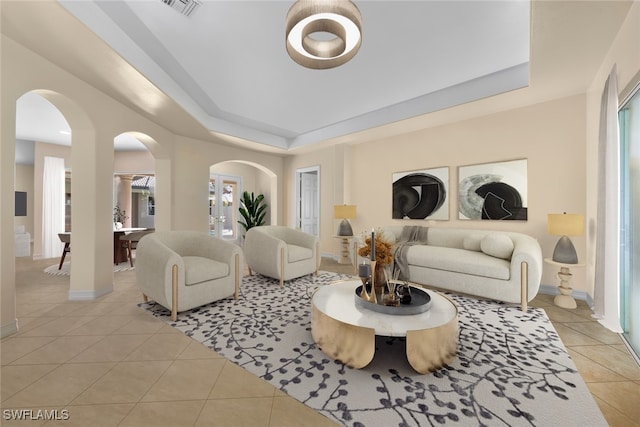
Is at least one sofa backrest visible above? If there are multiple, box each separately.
[427,228,489,249]
[149,230,232,257]
[380,226,531,251]
[254,225,294,241]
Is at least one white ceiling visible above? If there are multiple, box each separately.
[15,92,146,152]
[5,1,633,156]
[56,0,530,150]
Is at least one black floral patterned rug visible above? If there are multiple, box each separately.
[140,272,606,427]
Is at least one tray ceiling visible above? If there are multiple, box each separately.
[56,0,531,150]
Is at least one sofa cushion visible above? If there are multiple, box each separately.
[406,245,510,280]
[288,244,313,263]
[183,256,229,286]
[480,233,514,260]
[462,234,483,252]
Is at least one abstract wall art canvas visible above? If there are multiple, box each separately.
[392,167,449,220]
[458,159,527,220]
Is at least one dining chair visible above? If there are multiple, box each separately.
[120,229,154,267]
[57,233,71,270]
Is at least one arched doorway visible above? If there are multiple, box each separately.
[113,133,156,230]
[13,89,117,301]
[210,160,278,244]
[15,92,72,261]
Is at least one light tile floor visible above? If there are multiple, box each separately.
[1,256,639,426]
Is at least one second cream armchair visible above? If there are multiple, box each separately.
[244,225,319,287]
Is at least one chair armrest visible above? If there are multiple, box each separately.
[510,235,543,299]
[136,235,184,308]
[245,228,285,278]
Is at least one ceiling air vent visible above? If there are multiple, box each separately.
[161,0,201,17]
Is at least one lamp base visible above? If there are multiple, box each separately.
[552,235,578,264]
[337,219,353,236]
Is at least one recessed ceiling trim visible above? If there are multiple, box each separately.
[58,0,531,151]
[288,62,530,149]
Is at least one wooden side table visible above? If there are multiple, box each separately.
[544,258,585,309]
[333,236,354,265]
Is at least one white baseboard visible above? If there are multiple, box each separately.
[321,252,339,261]
[68,285,113,301]
[1,319,18,338]
[538,283,594,307]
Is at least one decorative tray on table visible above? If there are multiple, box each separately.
[354,283,431,315]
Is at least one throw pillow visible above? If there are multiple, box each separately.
[462,235,483,252]
[481,233,514,260]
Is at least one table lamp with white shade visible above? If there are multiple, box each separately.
[547,213,584,264]
[334,205,357,236]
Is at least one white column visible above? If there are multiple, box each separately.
[153,158,172,231]
[69,128,115,300]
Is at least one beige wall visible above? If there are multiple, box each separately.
[170,136,283,233]
[0,34,281,336]
[114,150,154,174]
[14,164,34,237]
[288,95,588,290]
[351,95,587,289]
[284,145,347,256]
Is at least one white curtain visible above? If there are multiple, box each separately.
[593,65,623,332]
[42,156,66,259]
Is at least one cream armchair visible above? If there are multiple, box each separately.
[244,225,319,287]
[135,231,242,321]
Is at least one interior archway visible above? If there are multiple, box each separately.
[13,89,121,303]
[15,91,73,261]
[209,160,278,243]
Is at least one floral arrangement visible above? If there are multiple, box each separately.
[113,205,129,224]
[358,228,394,266]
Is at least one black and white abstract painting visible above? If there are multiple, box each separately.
[392,167,448,220]
[458,159,527,220]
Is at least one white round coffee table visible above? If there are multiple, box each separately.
[311,280,458,373]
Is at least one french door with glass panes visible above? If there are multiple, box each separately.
[209,175,241,245]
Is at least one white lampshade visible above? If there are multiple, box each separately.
[334,205,357,219]
[334,205,356,236]
[548,213,584,264]
[547,213,584,236]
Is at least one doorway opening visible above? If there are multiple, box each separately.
[209,174,242,245]
[295,166,320,236]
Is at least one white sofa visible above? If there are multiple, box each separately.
[361,226,542,311]
[243,225,319,287]
[135,231,242,321]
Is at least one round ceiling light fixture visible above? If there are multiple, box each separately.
[286,0,362,70]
